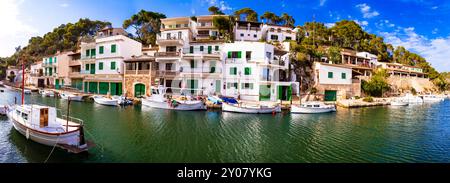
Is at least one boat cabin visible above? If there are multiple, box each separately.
[13,105,59,129]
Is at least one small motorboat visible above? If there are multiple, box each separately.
[24,89,32,94]
[390,99,409,106]
[60,92,84,102]
[420,94,445,102]
[207,96,223,105]
[113,96,133,106]
[93,96,119,106]
[39,90,55,97]
[0,105,7,115]
[141,86,206,111]
[291,102,336,114]
[222,102,281,114]
[399,93,423,104]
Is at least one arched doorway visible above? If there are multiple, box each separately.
[134,83,146,98]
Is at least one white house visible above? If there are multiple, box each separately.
[234,21,264,42]
[313,62,360,101]
[222,42,297,102]
[263,24,298,42]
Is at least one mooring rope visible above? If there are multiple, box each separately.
[44,132,61,163]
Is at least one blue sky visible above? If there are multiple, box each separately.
[1,0,449,71]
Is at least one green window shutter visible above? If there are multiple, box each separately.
[244,67,251,75]
[230,67,237,75]
[111,62,116,70]
[328,72,333,78]
[86,50,90,57]
[86,64,90,70]
[54,57,57,63]
[341,73,346,79]
[228,51,232,58]
[200,46,204,52]
[215,46,219,51]
[49,57,52,64]
[99,46,104,54]
[237,51,242,58]
[111,44,117,53]
[208,46,212,54]
[91,49,96,56]
[99,62,104,70]
[190,60,195,68]
[189,46,194,53]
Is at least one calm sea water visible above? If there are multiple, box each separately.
[1,88,449,163]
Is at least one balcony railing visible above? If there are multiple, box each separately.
[29,73,43,77]
[180,67,222,74]
[81,55,96,60]
[182,48,221,55]
[155,52,181,57]
[156,70,179,77]
[125,70,153,75]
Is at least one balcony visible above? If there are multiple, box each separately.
[69,60,82,66]
[155,52,181,58]
[182,48,221,58]
[156,37,184,45]
[156,70,180,77]
[29,73,43,77]
[124,70,154,75]
[81,55,96,60]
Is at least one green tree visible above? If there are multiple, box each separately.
[361,69,390,97]
[234,8,258,22]
[327,46,342,64]
[208,6,224,15]
[213,16,234,42]
[260,11,279,24]
[280,13,295,27]
[123,10,166,46]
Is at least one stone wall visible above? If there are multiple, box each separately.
[315,82,361,100]
[387,76,436,93]
[124,76,152,98]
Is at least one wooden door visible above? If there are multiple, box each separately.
[40,108,48,128]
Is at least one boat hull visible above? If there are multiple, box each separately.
[142,99,206,111]
[390,101,409,106]
[9,113,81,147]
[61,94,84,101]
[94,97,118,106]
[222,103,280,114]
[290,105,336,114]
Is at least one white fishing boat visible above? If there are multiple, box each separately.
[60,92,84,102]
[39,90,55,97]
[420,94,445,102]
[222,102,281,114]
[399,93,423,104]
[0,105,7,115]
[291,102,336,114]
[141,86,206,111]
[7,104,90,153]
[93,96,119,106]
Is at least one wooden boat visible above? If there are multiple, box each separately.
[60,92,84,101]
[93,96,119,106]
[390,99,409,106]
[400,93,423,104]
[7,104,90,153]
[39,90,55,97]
[291,102,336,114]
[141,86,206,111]
[222,102,281,114]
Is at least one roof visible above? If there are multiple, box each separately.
[124,55,155,62]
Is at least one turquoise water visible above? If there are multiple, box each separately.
[1,88,450,163]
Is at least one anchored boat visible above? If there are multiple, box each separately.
[420,94,445,102]
[60,92,84,102]
[222,102,281,114]
[291,102,336,114]
[39,90,55,97]
[141,86,206,111]
[93,95,119,106]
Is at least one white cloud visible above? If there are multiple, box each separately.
[381,27,450,72]
[432,28,438,34]
[320,0,327,6]
[356,3,380,18]
[354,20,369,27]
[431,6,438,10]
[0,0,39,57]
[203,0,232,11]
[325,23,335,28]
[59,3,69,8]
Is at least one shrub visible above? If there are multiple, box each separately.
[363,96,374,103]
[361,69,390,97]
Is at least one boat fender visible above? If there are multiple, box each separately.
[26,129,30,140]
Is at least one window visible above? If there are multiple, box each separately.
[166,33,171,39]
[244,67,251,75]
[341,73,346,79]
[242,83,254,89]
[328,72,333,78]
[166,63,173,71]
[215,46,219,51]
[271,35,279,40]
[54,57,57,63]
[111,44,117,53]
[86,64,90,70]
[111,62,116,70]
[240,33,244,37]
[91,49,96,56]
[246,51,252,60]
[189,46,194,53]
[253,34,257,38]
[200,46,204,52]
[230,67,237,75]
[166,46,177,52]
[227,82,238,89]
[286,37,292,40]
[190,60,196,68]
[99,62,104,70]
[86,50,90,57]
[99,46,104,54]
[178,32,182,39]
[208,46,212,54]
[227,51,242,58]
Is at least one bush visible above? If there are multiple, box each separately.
[310,87,317,94]
[361,69,390,97]
[363,96,374,103]
[411,87,417,95]
[354,96,361,99]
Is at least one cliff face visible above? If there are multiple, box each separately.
[387,76,437,93]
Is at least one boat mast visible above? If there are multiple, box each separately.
[21,58,25,105]
[66,98,70,132]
